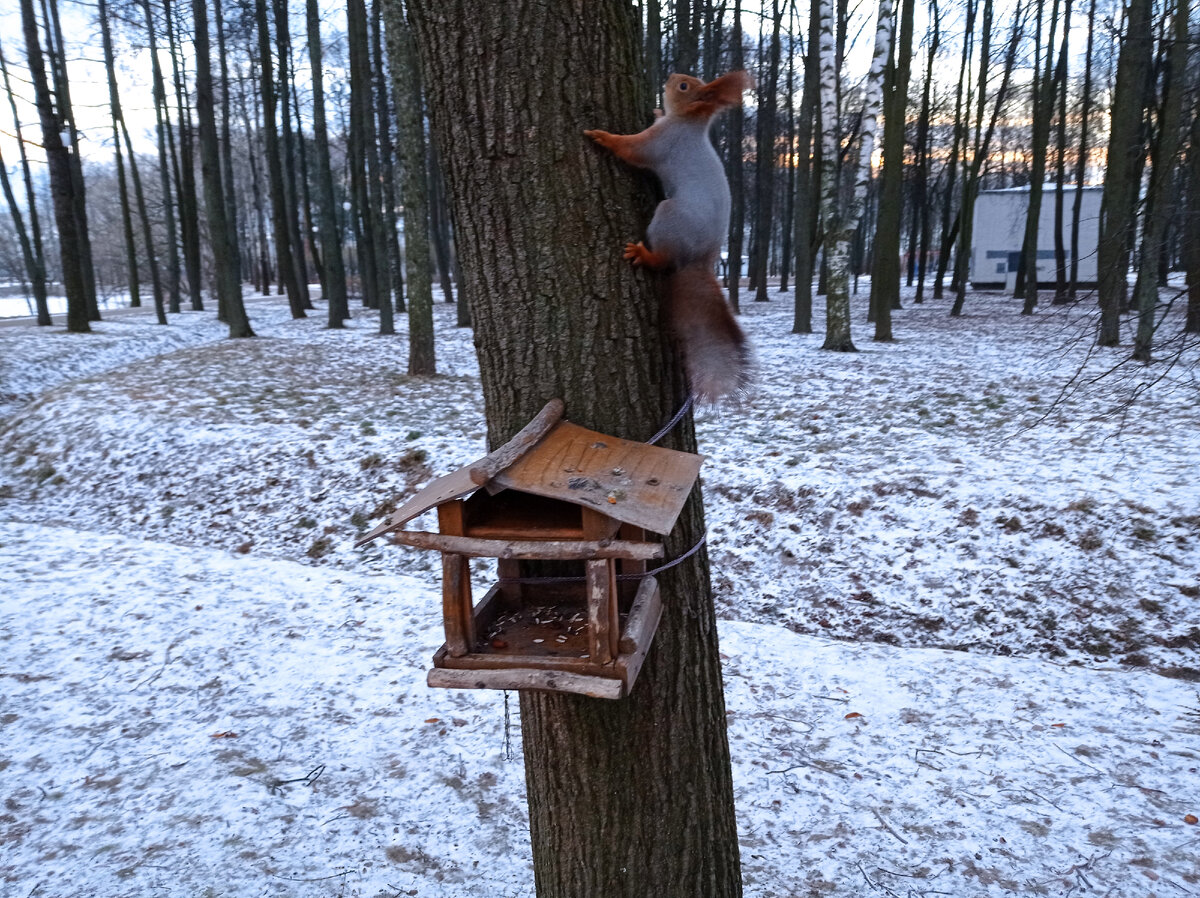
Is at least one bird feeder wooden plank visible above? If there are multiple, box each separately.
[388,531,664,561]
[427,666,626,700]
[468,398,565,486]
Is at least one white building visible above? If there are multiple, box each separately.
[969,185,1103,288]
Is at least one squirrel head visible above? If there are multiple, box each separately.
[663,70,753,119]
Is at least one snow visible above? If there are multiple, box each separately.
[2,285,1199,896]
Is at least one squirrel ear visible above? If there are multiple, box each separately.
[699,70,753,106]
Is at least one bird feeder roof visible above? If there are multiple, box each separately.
[357,415,704,545]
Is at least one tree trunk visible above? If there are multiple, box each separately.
[751,0,782,303]
[791,0,819,333]
[0,37,50,325]
[952,0,1021,318]
[407,3,742,896]
[868,0,913,339]
[725,0,746,314]
[1069,0,1097,302]
[1097,0,1152,345]
[1131,0,1187,363]
[166,0,203,312]
[103,41,140,311]
[1186,91,1200,333]
[255,0,304,317]
[100,0,166,325]
[383,0,434,373]
[43,0,99,321]
[933,0,974,301]
[1017,0,1060,315]
[428,139,459,315]
[371,0,406,314]
[911,0,939,304]
[143,0,181,314]
[819,0,893,352]
[305,0,350,327]
[20,0,88,332]
[193,0,253,338]
[1050,0,1072,304]
[214,0,241,289]
[274,0,312,311]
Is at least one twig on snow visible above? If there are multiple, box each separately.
[870,807,909,844]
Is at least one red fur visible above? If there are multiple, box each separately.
[679,70,755,120]
[666,261,750,403]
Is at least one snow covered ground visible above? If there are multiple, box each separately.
[1,286,1199,896]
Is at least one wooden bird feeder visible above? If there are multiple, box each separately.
[356,399,704,699]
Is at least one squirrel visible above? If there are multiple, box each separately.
[585,70,753,403]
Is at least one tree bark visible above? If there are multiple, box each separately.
[383,0,434,373]
[1131,0,1188,363]
[819,0,893,352]
[791,0,819,332]
[1186,89,1200,333]
[305,0,350,327]
[166,0,203,312]
[274,0,312,311]
[193,0,253,337]
[725,0,746,313]
[750,0,782,303]
[1097,0,1152,345]
[911,0,939,304]
[868,0,914,339]
[256,0,304,318]
[371,0,406,314]
[407,2,742,895]
[20,0,88,332]
[0,37,50,325]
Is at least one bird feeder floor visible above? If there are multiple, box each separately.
[428,575,661,699]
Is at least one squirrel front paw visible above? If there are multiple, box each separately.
[624,242,669,269]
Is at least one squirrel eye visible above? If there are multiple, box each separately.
[679,83,689,91]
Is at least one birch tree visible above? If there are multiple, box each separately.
[817,0,894,352]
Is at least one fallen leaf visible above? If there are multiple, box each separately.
[1185,814,1198,825]
[1051,723,1066,728]
[210,731,238,739]
[845,712,863,720]
[424,718,440,724]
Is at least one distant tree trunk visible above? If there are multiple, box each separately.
[868,0,913,339]
[726,0,745,313]
[408,4,742,896]
[0,38,50,325]
[1097,0,1152,345]
[291,77,323,294]
[256,0,304,318]
[1068,0,1096,302]
[274,0,312,310]
[99,0,140,310]
[383,0,434,373]
[305,0,350,327]
[371,0,405,314]
[644,0,662,106]
[166,0,203,312]
[952,0,1021,318]
[193,0,253,337]
[43,0,99,321]
[675,0,701,73]
[791,0,819,332]
[214,0,240,286]
[20,0,88,332]
[911,0,939,304]
[1131,0,1187,362]
[1186,98,1200,333]
[819,0,893,352]
[934,0,973,300]
[143,0,181,314]
[240,58,274,295]
[1017,0,1061,315]
[428,141,459,314]
[751,0,783,303]
[100,0,166,324]
[777,16,796,295]
[1050,0,1072,304]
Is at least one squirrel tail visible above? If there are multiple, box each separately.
[665,261,750,403]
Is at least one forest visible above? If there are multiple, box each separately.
[2,0,1198,360]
